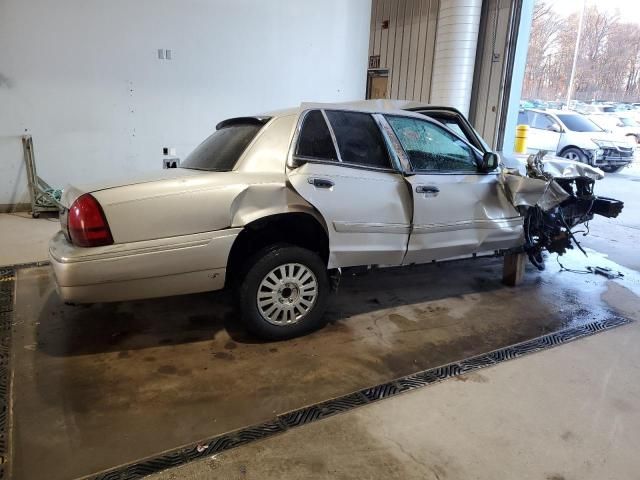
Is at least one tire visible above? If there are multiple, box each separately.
[237,244,330,340]
[601,165,625,173]
[561,147,587,163]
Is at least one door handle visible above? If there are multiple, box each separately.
[416,185,439,196]
[308,177,334,189]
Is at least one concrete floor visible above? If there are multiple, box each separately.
[0,212,58,267]
[3,161,640,480]
[150,312,640,480]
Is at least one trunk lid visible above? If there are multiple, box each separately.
[60,168,202,208]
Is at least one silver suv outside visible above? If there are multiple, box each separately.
[518,109,634,172]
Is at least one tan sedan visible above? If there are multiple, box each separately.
[49,100,618,339]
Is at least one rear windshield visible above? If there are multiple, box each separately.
[181,123,263,171]
[556,114,603,133]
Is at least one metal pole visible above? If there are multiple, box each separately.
[566,0,586,107]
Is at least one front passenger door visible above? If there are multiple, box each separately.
[384,115,523,264]
[526,111,562,153]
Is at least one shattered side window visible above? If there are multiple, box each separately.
[386,116,477,172]
[296,110,338,161]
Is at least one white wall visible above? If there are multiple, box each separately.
[0,0,372,210]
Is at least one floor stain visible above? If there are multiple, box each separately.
[560,431,575,441]
[157,365,178,375]
[454,372,489,383]
[213,352,234,360]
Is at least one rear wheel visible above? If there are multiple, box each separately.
[237,244,330,340]
[561,147,587,163]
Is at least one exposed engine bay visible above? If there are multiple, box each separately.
[501,151,624,270]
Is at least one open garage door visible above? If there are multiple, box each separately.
[469,0,525,151]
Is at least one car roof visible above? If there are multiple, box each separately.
[524,108,576,116]
[258,99,448,118]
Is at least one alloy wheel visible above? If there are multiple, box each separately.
[256,263,318,326]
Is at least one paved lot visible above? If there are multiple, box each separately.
[580,160,640,270]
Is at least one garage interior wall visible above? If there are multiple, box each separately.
[368,0,482,117]
[368,0,440,102]
[0,0,371,212]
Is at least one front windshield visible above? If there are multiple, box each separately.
[556,114,603,133]
[181,123,264,171]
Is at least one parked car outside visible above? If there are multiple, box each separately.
[587,113,640,144]
[574,104,618,115]
[49,100,623,339]
[517,108,634,172]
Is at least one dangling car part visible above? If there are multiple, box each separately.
[501,151,624,270]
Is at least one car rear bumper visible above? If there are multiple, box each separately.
[49,228,241,303]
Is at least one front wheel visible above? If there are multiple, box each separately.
[601,165,625,173]
[561,147,587,163]
[237,245,330,340]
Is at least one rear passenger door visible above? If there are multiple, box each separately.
[287,109,412,269]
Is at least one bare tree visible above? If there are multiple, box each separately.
[522,1,640,102]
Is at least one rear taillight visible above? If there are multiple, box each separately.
[67,194,114,247]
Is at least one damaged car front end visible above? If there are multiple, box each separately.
[501,151,624,270]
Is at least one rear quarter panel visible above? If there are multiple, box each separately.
[93,172,285,243]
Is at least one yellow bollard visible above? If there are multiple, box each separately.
[514,124,528,154]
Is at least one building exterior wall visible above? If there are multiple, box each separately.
[0,0,372,210]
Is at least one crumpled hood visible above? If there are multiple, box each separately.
[503,153,604,179]
[499,152,604,211]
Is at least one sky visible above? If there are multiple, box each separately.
[552,0,640,24]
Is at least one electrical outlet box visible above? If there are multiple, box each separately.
[163,158,180,169]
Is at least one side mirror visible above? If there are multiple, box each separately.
[548,124,561,133]
[480,151,499,172]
